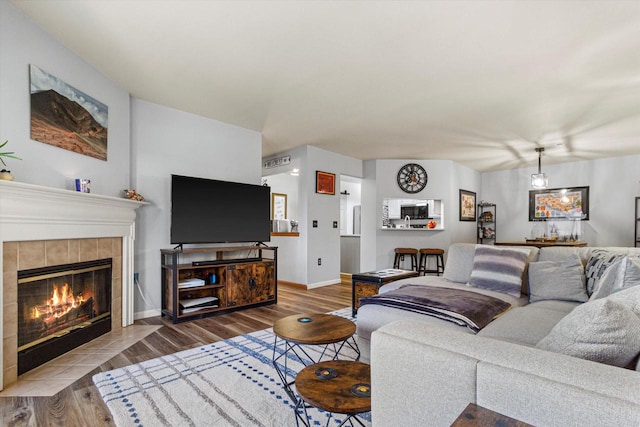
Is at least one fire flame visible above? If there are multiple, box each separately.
[31,283,86,322]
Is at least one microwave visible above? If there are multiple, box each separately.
[401,205,428,219]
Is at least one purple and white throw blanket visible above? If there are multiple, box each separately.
[359,285,511,332]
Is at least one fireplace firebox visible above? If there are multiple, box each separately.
[17,258,112,375]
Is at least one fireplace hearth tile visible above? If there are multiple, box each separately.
[68,239,81,263]
[2,302,17,338]
[98,238,113,259]
[45,240,69,266]
[17,241,46,270]
[0,324,159,397]
[3,242,18,273]
[79,239,98,262]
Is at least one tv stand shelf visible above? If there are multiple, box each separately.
[161,245,277,323]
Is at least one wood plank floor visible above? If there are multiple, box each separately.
[0,283,352,427]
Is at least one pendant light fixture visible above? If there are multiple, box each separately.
[531,147,548,189]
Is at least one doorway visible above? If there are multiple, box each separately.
[340,175,362,281]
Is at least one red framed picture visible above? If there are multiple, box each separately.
[316,171,335,195]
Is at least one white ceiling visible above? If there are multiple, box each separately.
[12,0,640,172]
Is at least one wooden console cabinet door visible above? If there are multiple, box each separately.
[251,261,275,303]
[227,262,275,307]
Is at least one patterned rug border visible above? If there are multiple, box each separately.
[93,308,371,427]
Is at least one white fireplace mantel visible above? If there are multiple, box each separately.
[0,180,145,389]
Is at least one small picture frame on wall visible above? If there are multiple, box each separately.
[459,189,476,221]
[316,171,335,195]
[271,193,287,220]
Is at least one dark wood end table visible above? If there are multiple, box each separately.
[295,360,371,427]
[351,269,419,316]
[451,403,533,426]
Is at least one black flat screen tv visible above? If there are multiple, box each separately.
[170,174,271,245]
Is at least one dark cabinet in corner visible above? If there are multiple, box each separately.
[161,246,277,323]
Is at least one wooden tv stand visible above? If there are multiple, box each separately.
[160,245,277,323]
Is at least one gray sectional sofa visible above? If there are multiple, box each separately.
[357,243,640,426]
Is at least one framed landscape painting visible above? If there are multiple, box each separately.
[459,189,476,221]
[30,65,108,161]
[529,186,589,221]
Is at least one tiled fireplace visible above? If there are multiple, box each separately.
[0,180,144,390]
[15,248,114,375]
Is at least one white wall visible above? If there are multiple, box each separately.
[0,0,130,197]
[364,159,482,270]
[340,179,362,235]
[482,154,640,247]
[265,172,299,221]
[131,98,262,317]
[262,146,363,287]
[304,146,362,287]
[263,171,304,284]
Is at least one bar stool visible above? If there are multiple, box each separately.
[419,248,445,276]
[393,248,418,271]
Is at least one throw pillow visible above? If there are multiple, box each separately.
[590,256,640,300]
[442,244,477,284]
[528,254,588,303]
[607,284,640,316]
[536,298,640,367]
[584,249,627,295]
[468,245,529,297]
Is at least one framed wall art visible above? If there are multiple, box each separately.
[316,171,335,195]
[529,186,589,221]
[30,64,108,161]
[459,189,476,221]
[271,193,287,220]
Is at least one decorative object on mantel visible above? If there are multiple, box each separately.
[75,178,91,193]
[123,189,145,201]
[531,147,549,189]
[0,139,21,181]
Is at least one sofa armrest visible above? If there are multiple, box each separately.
[371,320,640,427]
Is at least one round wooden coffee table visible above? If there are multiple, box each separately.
[294,360,371,427]
[272,313,360,401]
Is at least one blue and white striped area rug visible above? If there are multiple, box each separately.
[92,308,371,427]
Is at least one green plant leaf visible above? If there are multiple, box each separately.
[0,140,21,166]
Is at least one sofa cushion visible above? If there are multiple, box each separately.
[585,249,627,295]
[528,254,588,303]
[479,301,578,347]
[536,298,640,367]
[442,243,477,283]
[590,256,640,300]
[468,245,529,297]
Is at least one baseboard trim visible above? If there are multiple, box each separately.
[340,273,352,286]
[278,280,307,289]
[307,279,341,289]
[134,309,161,320]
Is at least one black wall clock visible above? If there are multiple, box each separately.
[397,163,428,193]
